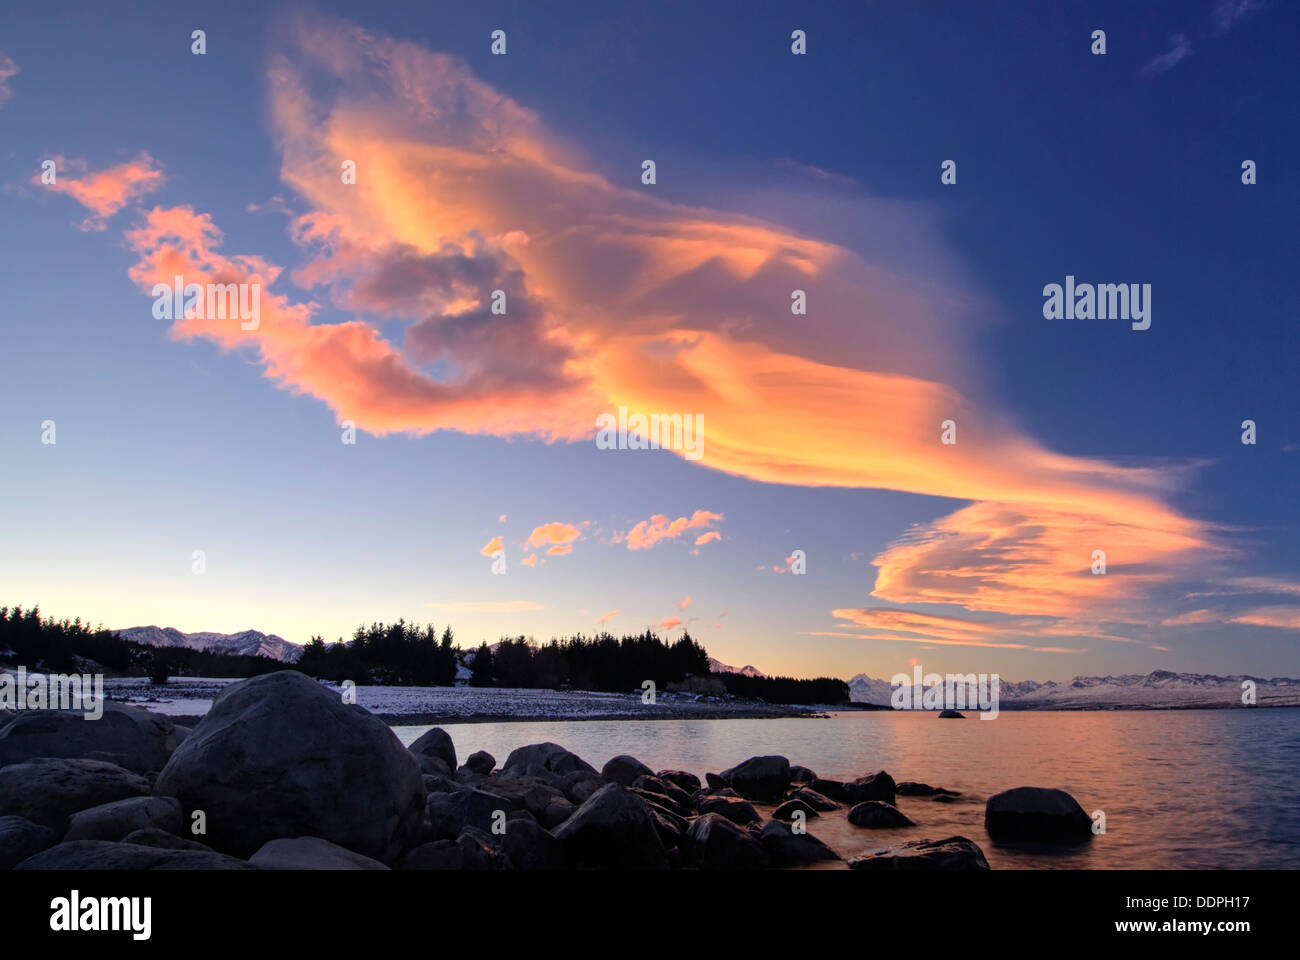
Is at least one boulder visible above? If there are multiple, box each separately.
[543,800,574,829]
[938,709,965,718]
[758,820,841,866]
[502,742,597,780]
[846,770,897,806]
[64,796,182,842]
[249,836,390,870]
[552,783,668,869]
[848,835,990,870]
[15,839,251,870]
[601,754,654,786]
[716,755,791,802]
[121,827,215,852]
[685,813,768,870]
[791,787,840,812]
[425,787,514,839]
[984,786,1092,842]
[772,798,819,820]
[696,794,760,825]
[0,816,57,869]
[500,817,566,870]
[657,770,701,793]
[0,700,179,773]
[632,775,692,812]
[810,778,850,803]
[151,670,425,863]
[0,757,150,831]
[463,750,496,775]
[789,765,817,782]
[408,727,457,772]
[848,800,915,828]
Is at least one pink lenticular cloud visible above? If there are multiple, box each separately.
[42,154,163,230]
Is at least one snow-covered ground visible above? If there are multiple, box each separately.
[101,676,822,722]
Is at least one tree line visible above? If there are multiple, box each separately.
[2,604,850,704]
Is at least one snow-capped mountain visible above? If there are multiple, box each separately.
[847,670,1300,710]
[116,626,304,663]
[708,657,765,678]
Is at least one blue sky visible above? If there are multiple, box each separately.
[0,1,1296,681]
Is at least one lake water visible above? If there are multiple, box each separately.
[394,707,1300,869]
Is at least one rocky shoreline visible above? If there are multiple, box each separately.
[1,670,1097,870]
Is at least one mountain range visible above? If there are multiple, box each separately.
[847,670,1300,710]
[115,626,304,663]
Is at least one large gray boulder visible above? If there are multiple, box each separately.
[552,783,668,869]
[0,757,150,831]
[716,755,791,802]
[0,701,179,773]
[64,796,182,842]
[848,835,990,870]
[0,816,58,869]
[758,819,841,866]
[685,812,768,870]
[985,786,1092,841]
[152,671,425,862]
[15,839,251,870]
[249,836,390,870]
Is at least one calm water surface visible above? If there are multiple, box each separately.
[394,708,1300,869]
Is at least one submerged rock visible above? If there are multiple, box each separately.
[938,709,965,718]
[896,781,960,797]
[984,786,1093,842]
[848,800,915,828]
[772,798,820,821]
[848,835,990,870]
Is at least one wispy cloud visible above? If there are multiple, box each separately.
[0,53,17,106]
[1141,33,1194,75]
[40,153,163,230]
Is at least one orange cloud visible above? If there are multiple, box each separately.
[479,536,503,557]
[521,553,538,568]
[694,531,721,547]
[43,153,163,230]
[623,510,723,550]
[679,595,692,610]
[98,14,1221,639]
[526,522,580,554]
[598,610,620,624]
[0,53,17,106]
[658,616,683,631]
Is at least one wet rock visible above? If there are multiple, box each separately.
[759,819,841,866]
[791,787,840,812]
[772,798,820,820]
[463,750,496,775]
[716,755,791,802]
[848,801,915,828]
[552,783,668,870]
[984,786,1092,842]
[696,794,760,825]
[685,813,769,870]
[601,754,654,786]
[657,770,701,793]
[938,709,965,718]
[848,835,990,870]
[896,781,960,797]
